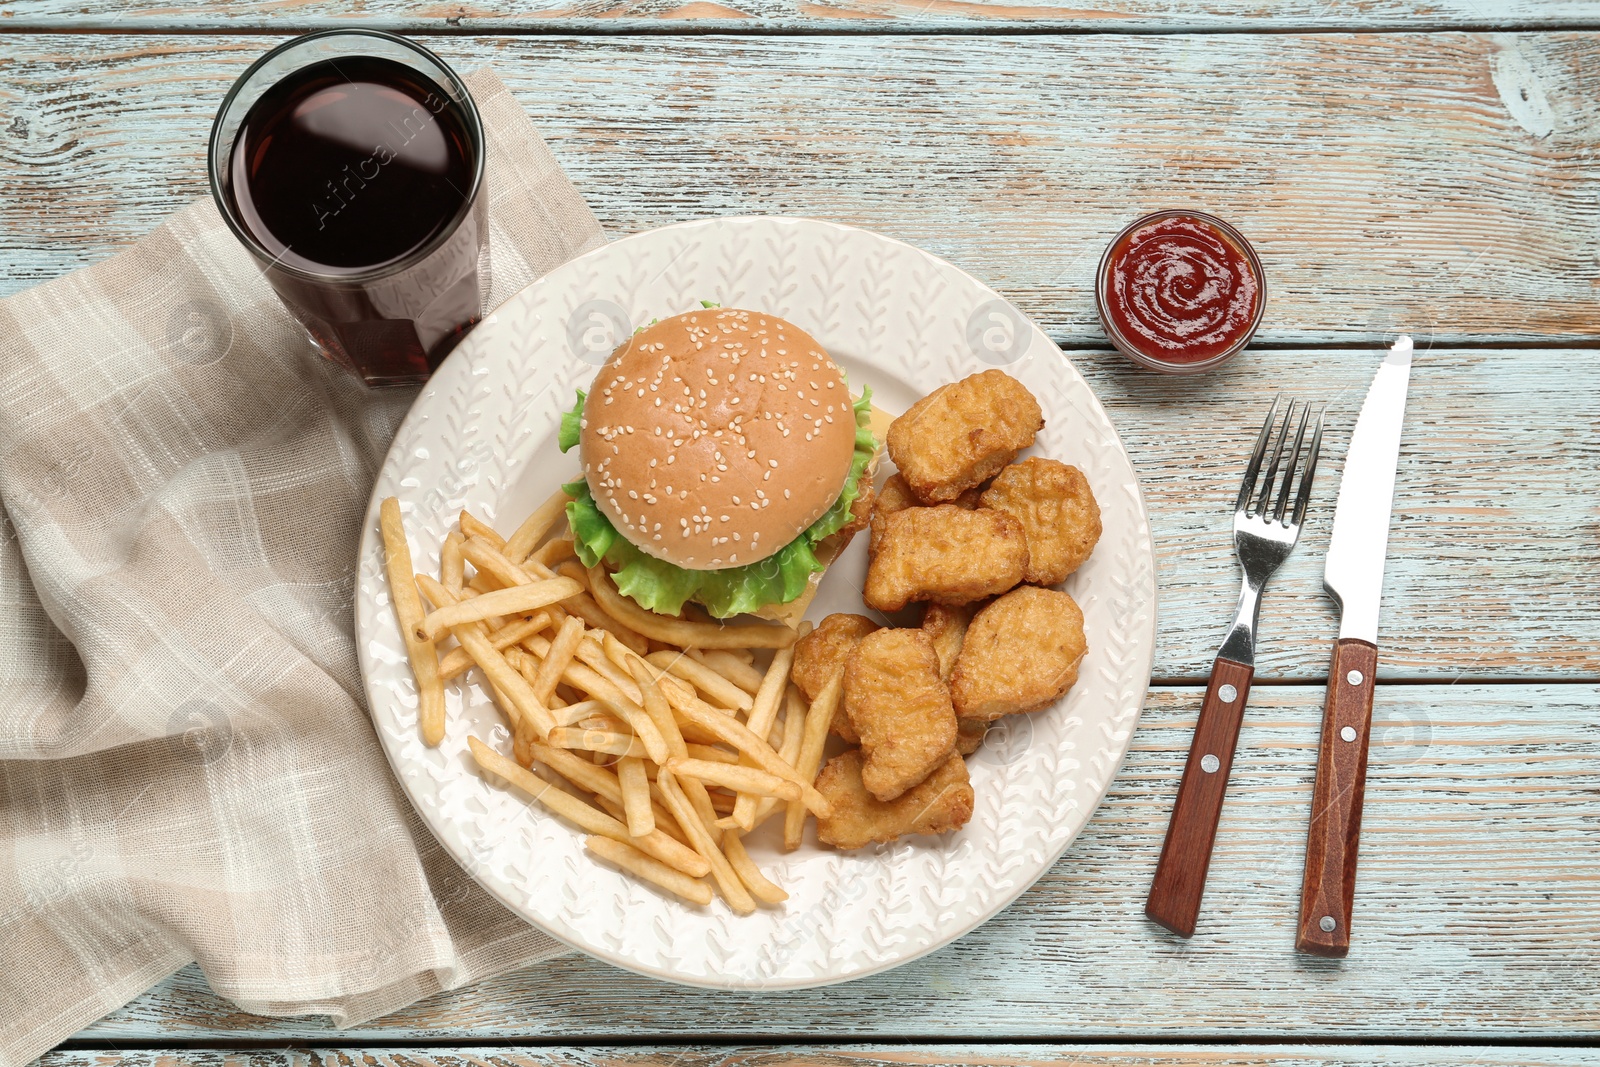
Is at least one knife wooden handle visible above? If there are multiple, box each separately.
[1296,637,1379,957]
[1146,655,1255,938]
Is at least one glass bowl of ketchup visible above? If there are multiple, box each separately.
[1096,209,1265,374]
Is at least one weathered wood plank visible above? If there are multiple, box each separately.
[1,33,1597,345]
[75,684,1600,1041]
[1093,344,1600,682]
[5,0,1600,32]
[35,1045,1600,1067]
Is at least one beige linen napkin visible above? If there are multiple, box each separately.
[0,69,603,1067]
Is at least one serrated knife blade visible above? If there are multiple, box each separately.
[1324,335,1413,642]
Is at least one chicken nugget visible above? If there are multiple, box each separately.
[791,612,879,743]
[877,473,919,516]
[981,458,1102,585]
[864,506,1028,612]
[844,629,956,800]
[870,474,916,555]
[886,370,1043,503]
[870,474,985,554]
[951,586,1086,721]
[815,749,974,850]
[955,716,988,755]
[922,601,979,682]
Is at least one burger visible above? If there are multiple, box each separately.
[557,306,881,624]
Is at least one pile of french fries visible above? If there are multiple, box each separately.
[379,490,844,912]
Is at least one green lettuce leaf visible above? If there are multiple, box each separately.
[557,390,586,453]
[561,385,878,618]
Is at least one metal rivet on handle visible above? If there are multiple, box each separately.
[1341,726,1358,742]
[1347,669,1364,686]
[1320,915,1337,933]
[1218,684,1238,703]
[1201,754,1220,773]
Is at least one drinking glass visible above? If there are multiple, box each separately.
[208,30,488,386]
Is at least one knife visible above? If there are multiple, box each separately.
[1295,334,1413,957]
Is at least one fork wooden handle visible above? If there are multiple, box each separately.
[1145,655,1255,938]
[1296,638,1379,957]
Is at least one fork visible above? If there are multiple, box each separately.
[1145,395,1324,939]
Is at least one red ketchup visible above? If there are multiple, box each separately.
[1097,211,1264,372]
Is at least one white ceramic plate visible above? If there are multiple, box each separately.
[356,216,1157,990]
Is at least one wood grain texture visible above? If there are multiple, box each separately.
[34,1047,1600,1067]
[5,0,1600,31]
[1296,638,1380,956]
[1146,655,1255,937]
[74,683,1600,1041]
[1,33,1598,346]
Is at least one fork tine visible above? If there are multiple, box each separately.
[1252,399,1296,516]
[1290,407,1326,527]
[1234,394,1282,513]
[1272,403,1312,522]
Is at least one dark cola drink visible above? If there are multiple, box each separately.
[210,33,487,385]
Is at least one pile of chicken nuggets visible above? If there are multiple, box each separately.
[797,369,1103,850]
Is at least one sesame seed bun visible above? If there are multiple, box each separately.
[579,308,858,571]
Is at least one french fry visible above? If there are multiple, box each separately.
[723,829,788,905]
[556,559,591,591]
[688,649,766,695]
[418,575,555,739]
[678,776,725,842]
[486,681,525,732]
[617,756,655,837]
[569,639,668,763]
[379,498,446,747]
[785,666,844,850]
[562,591,650,655]
[647,650,754,712]
[685,743,740,764]
[441,531,466,596]
[779,686,807,762]
[460,533,584,629]
[729,644,798,828]
[598,795,691,848]
[625,650,689,762]
[533,615,585,705]
[527,739,622,804]
[461,535,533,589]
[459,510,505,549]
[525,633,652,728]
[668,758,801,803]
[550,727,647,759]
[529,537,575,567]
[416,577,581,642]
[656,769,755,915]
[661,684,832,818]
[751,687,809,829]
[585,835,712,906]
[551,699,608,728]
[439,613,551,682]
[470,737,706,877]
[588,565,796,650]
[574,713,631,734]
[503,487,574,565]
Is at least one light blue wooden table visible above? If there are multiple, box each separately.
[4,3,1598,1065]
